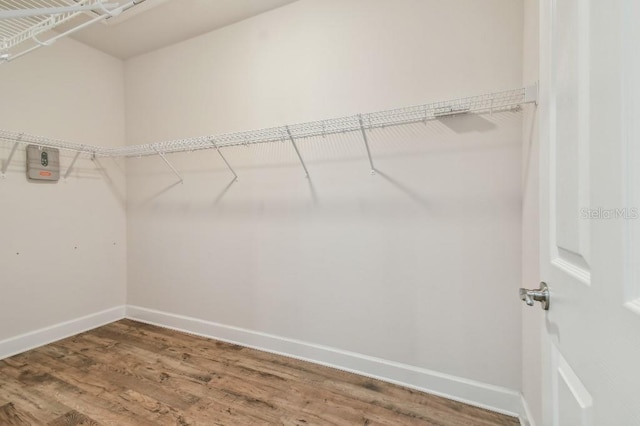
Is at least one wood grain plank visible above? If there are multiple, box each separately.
[0,370,72,424]
[0,320,519,425]
[48,410,101,426]
[0,402,41,426]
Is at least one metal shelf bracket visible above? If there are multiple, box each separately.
[358,114,376,175]
[63,150,82,180]
[1,134,22,178]
[32,35,54,47]
[286,126,310,178]
[210,137,238,181]
[153,147,183,184]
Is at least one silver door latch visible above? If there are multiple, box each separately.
[519,282,550,310]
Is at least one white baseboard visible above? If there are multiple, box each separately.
[519,394,537,426]
[0,304,524,419]
[126,305,522,418]
[0,306,126,360]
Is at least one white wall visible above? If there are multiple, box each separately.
[124,0,524,408]
[0,38,127,347]
[0,0,530,417]
[521,0,543,424]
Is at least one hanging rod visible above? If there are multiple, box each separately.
[0,85,538,160]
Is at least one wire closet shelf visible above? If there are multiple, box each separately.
[0,0,139,63]
[0,85,538,160]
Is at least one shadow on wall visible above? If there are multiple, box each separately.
[213,177,237,206]
[126,109,521,215]
[0,145,127,210]
[437,113,497,133]
[139,180,184,207]
[92,157,127,209]
[375,169,430,210]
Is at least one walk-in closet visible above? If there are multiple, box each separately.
[1,1,639,425]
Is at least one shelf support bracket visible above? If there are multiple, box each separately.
[1,134,22,178]
[153,147,183,183]
[63,150,82,180]
[286,126,310,178]
[210,138,238,181]
[358,114,376,174]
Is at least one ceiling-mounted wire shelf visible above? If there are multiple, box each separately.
[0,85,538,180]
[0,0,141,63]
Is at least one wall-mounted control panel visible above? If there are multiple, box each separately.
[26,145,60,182]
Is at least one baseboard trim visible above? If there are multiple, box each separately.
[519,393,537,426]
[0,304,522,418]
[0,306,126,360]
[126,305,521,417]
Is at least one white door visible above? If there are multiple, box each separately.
[538,0,640,424]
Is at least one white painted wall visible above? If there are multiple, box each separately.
[125,0,524,404]
[521,0,543,424]
[0,38,127,345]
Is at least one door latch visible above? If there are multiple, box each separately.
[519,282,550,310]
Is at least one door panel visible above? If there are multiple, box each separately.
[540,0,640,425]
[552,0,590,282]
[552,345,593,426]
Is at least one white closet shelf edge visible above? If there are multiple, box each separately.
[0,85,537,159]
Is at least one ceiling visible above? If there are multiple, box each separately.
[60,0,298,59]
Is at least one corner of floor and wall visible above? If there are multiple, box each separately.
[0,1,541,424]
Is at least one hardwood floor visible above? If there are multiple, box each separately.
[0,320,519,425]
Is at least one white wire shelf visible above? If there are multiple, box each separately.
[0,0,139,63]
[0,128,107,154]
[0,85,538,161]
[117,86,537,159]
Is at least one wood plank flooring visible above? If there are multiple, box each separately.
[0,320,520,425]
